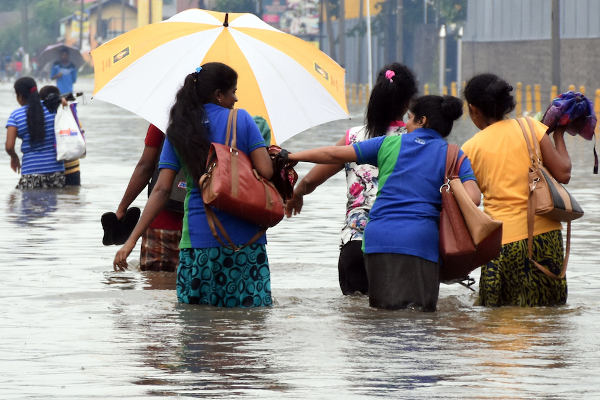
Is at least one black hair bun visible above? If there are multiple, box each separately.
[485,80,512,98]
[441,95,463,121]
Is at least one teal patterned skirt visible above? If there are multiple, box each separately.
[177,245,273,308]
[477,230,567,307]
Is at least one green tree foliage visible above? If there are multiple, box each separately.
[0,0,20,12]
[0,0,74,56]
[213,0,257,14]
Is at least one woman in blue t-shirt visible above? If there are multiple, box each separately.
[5,77,65,189]
[114,62,274,308]
[287,96,481,312]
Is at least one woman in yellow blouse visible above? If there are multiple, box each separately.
[461,73,572,307]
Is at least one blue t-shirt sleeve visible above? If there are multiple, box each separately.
[458,149,477,183]
[6,110,17,128]
[158,138,181,172]
[353,136,386,166]
[238,109,266,153]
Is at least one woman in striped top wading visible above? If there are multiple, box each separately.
[5,77,65,189]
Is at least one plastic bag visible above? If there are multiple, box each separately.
[54,103,86,161]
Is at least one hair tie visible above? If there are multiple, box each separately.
[30,86,37,93]
[385,70,395,82]
[196,67,202,73]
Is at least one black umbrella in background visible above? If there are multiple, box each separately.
[37,44,85,70]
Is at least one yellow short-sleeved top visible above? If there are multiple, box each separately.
[461,119,562,244]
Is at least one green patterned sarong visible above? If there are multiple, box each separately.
[177,244,273,308]
[477,230,567,307]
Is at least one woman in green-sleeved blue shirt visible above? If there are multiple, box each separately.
[288,96,481,312]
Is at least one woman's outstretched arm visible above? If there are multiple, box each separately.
[285,136,346,217]
[288,144,358,165]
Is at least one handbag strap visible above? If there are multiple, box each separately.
[445,144,460,180]
[518,118,570,279]
[225,109,239,148]
[203,202,267,252]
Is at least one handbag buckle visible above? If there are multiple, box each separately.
[439,179,451,193]
[230,147,238,155]
[532,177,540,189]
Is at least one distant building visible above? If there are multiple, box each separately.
[60,0,138,65]
[463,0,600,94]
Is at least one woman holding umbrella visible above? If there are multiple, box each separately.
[113,62,275,308]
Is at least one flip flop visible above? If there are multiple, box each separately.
[113,207,141,245]
[101,212,119,246]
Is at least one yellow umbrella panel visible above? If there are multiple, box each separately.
[91,9,348,144]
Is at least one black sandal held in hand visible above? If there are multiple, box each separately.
[101,207,141,246]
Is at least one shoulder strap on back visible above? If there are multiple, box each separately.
[445,144,460,180]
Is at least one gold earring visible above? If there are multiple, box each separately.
[218,98,221,104]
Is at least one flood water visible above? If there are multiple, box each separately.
[1,78,600,399]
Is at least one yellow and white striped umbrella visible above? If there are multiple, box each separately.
[91,9,348,144]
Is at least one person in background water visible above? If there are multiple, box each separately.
[114,62,275,308]
[114,124,183,272]
[286,95,481,312]
[0,54,6,83]
[461,73,572,307]
[285,63,419,296]
[5,77,65,189]
[51,48,77,95]
[39,85,83,186]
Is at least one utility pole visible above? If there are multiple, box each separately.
[149,0,153,24]
[551,0,561,91]
[97,0,104,45]
[339,0,346,68]
[439,24,446,94]
[80,0,84,49]
[357,0,364,83]
[456,26,463,97]
[122,0,126,33]
[20,0,28,54]
[396,0,403,63]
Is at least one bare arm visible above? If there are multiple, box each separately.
[463,180,481,206]
[285,135,346,217]
[250,146,274,180]
[113,168,176,271]
[539,127,571,184]
[288,145,358,165]
[116,145,160,220]
[5,126,20,173]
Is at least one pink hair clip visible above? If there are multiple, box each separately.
[385,70,395,82]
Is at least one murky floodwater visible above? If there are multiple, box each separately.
[1,78,600,399]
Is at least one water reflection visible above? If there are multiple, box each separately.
[7,189,59,226]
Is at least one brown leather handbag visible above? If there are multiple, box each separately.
[439,144,503,281]
[518,117,584,279]
[199,109,285,251]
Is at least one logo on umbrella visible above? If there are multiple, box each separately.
[113,47,130,63]
[314,62,329,82]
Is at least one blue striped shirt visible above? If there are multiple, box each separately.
[6,104,64,175]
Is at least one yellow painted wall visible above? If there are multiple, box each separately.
[64,4,137,65]
[137,0,164,27]
[327,0,381,20]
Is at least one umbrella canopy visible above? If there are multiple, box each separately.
[37,44,85,69]
[90,9,348,144]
